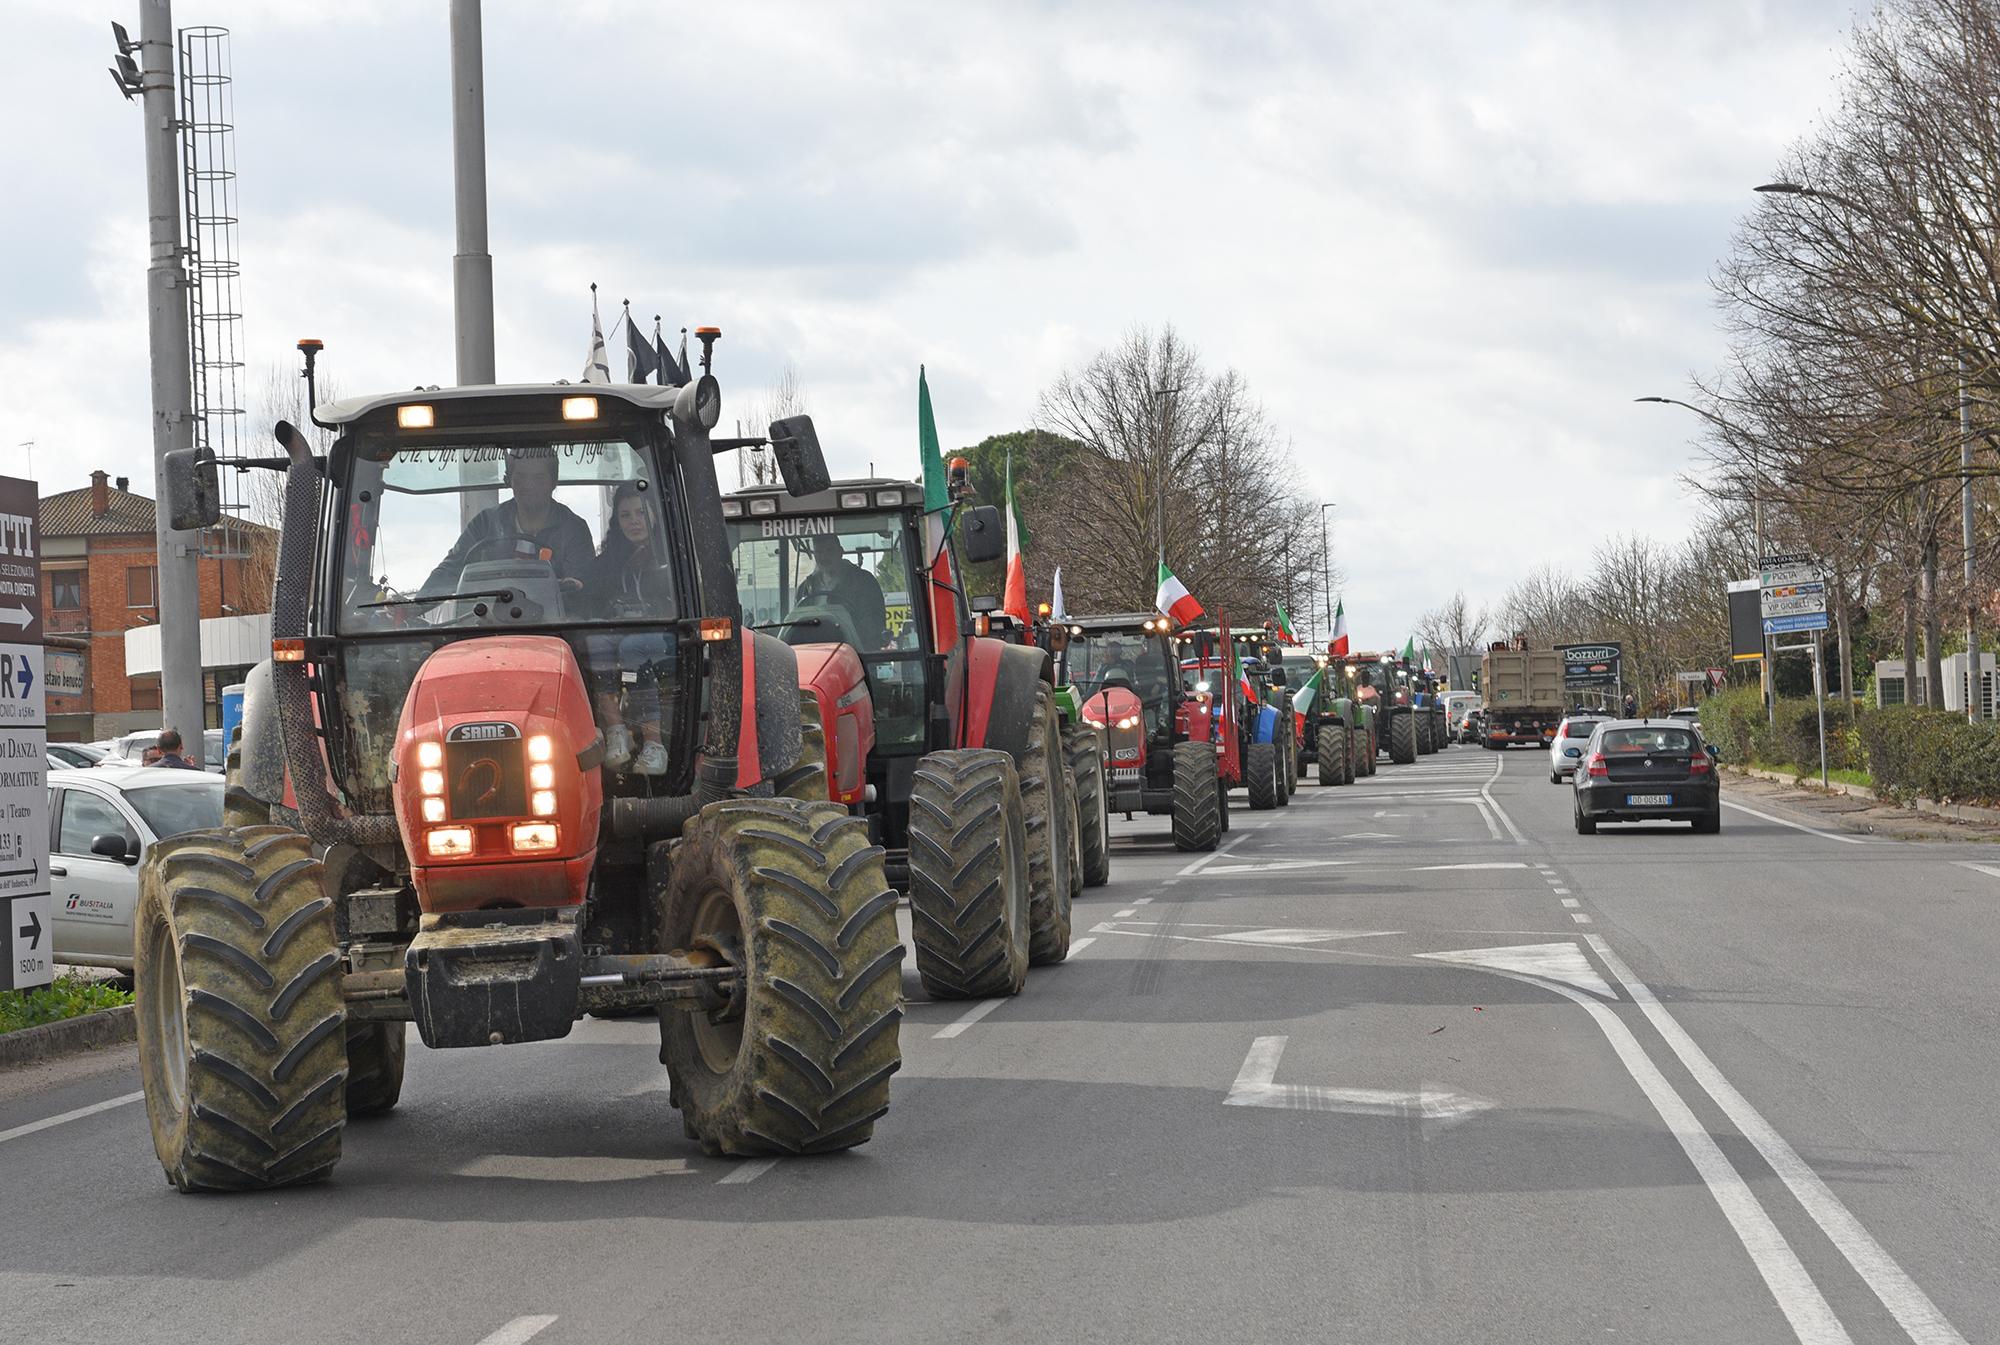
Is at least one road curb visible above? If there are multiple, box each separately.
[1726,764,2000,826]
[0,1006,137,1072]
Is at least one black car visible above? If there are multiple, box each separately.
[1571,719,1720,834]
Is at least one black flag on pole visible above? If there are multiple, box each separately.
[627,313,659,384]
[654,318,683,387]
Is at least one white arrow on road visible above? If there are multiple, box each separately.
[1223,1035,1492,1124]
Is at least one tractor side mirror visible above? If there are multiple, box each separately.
[969,593,1000,613]
[768,416,832,497]
[162,448,221,530]
[960,504,1005,564]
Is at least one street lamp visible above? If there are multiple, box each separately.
[1637,395,1774,721]
[1152,386,1180,568]
[1319,501,1337,646]
[1757,180,1981,720]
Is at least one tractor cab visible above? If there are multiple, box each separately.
[1064,614,1181,795]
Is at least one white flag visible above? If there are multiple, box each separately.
[1051,567,1066,622]
[581,289,612,384]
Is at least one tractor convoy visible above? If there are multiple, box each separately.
[133,334,1464,1194]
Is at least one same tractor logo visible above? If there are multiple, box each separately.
[446,721,520,743]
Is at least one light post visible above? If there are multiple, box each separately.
[1758,180,1982,721]
[1637,395,1773,722]
[1152,386,1180,568]
[1319,501,1337,646]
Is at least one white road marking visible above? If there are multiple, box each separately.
[1174,832,1247,877]
[1552,887,1571,895]
[1210,928,1359,946]
[1954,862,2000,880]
[1067,936,1096,953]
[933,997,1008,1039]
[1203,859,1358,874]
[1471,799,1505,840]
[1415,941,1616,999]
[1478,967,1854,1344]
[1722,799,1867,844]
[1114,908,1138,918]
[1132,896,1153,904]
[1586,934,1966,1344]
[1413,862,1529,871]
[1223,1035,1491,1124]
[1570,913,1593,924]
[1560,898,1580,908]
[476,1316,559,1345]
[1478,752,1528,843]
[456,1155,691,1182]
[718,1158,780,1185]
[0,1091,144,1146]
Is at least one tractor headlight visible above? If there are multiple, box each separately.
[510,822,559,852]
[531,789,558,817]
[421,797,447,824]
[426,827,474,857]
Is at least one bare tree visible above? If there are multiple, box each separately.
[733,360,806,488]
[1414,590,1490,661]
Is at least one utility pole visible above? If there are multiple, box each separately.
[1152,386,1179,570]
[1320,501,1337,644]
[131,1,205,743]
[449,0,496,526]
[1962,354,1981,721]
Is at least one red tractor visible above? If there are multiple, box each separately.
[722,474,1081,999]
[1062,613,1232,851]
[138,338,901,1191]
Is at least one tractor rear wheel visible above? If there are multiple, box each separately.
[135,825,347,1192]
[1019,685,1075,966]
[1171,741,1221,851]
[906,749,1032,999]
[344,1023,405,1116]
[1065,725,1111,887]
[658,797,902,1155]
[1319,722,1349,785]
[1246,742,1278,810]
[1389,713,1417,764]
[772,690,830,801]
[222,737,268,829]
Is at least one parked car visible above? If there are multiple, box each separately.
[1443,691,1480,737]
[46,742,108,769]
[47,767,225,970]
[1571,719,1721,834]
[96,728,225,771]
[1548,714,1609,783]
[1668,706,1701,723]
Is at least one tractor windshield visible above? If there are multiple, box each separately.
[337,439,677,634]
[727,511,928,750]
[1071,630,1174,737]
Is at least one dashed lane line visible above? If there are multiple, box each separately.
[1067,936,1096,953]
[933,997,1007,1040]
[475,1316,558,1345]
[1721,799,1867,844]
[0,1091,143,1147]
[1570,913,1593,924]
[718,1159,780,1186]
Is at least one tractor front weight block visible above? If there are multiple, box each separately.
[405,913,583,1049]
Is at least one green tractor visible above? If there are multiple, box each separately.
[1277,646,1374,784]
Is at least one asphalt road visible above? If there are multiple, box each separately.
[4,743,1998,1344]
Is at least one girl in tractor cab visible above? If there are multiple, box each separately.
[586,481,676,775]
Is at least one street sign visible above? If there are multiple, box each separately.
[1761,581,1826,618]
[1676,670,1705,684]
[1759,551,1827,637]
[1764,612,1831,634]
[0,474,48,992]
[44,648,84,698]
[1557,642,1622,689]
[1707,667,1726,688]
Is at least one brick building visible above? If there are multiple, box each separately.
[41,469,275,742]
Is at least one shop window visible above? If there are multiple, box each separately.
[127,565,158,608]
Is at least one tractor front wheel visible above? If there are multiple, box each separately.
[772,689,830,801]
[658,798,902,1155]
[344,1023,405,1116]
[1019,685,1075,966]
[1170,741,1221,851]
[907,749,1032,999]
[1319,722,1350,786]
[1246,742,1279,810]
[135,825,347,1192]
[1065,725,1111,887]
[1389,713,1418,764]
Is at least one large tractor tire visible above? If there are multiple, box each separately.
[1318,721,1350,786]
[1171,740,1222,851]
[1065,725,1111,888]
[1389,713,1418,764]
[1274,738,1293,807]
[1246,741,1279,810]
[658,797,902,1155]
[772,689,830,801]
[906,749,1032,999]
[222,737,268,829]
[344,1023,406,1116]
[1362,727,1378,775]
[1018,685,1075,966]
[135,825,347,1192]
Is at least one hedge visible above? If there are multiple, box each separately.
[1698,686,2000,805]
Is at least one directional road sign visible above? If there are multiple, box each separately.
[0,474,49,991]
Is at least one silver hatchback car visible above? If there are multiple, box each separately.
[1548,715,1609,782]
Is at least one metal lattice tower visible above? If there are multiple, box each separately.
[178,25,248,561]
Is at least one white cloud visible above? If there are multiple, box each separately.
[1,0,1855,643]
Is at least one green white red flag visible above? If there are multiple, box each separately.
[1156,562,1203,625]
[1003,447,1029,624]
[1329,599,1349,657]
[1274,603,1298,644]
[917,367,956,650]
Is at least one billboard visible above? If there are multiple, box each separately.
[1557,642,1622,689]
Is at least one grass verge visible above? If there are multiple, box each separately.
[0,973,134,1036]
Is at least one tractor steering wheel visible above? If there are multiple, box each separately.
[461,532,547,569]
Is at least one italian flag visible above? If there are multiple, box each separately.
[1292,663,1325,733]
[1227,630,1256,707]
[917,367,957,650]
[1329,599,1349,657]
[1274,603,1298,645]
[1003,447,1030,624]
[1156,562,1203,625]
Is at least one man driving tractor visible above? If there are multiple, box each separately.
[795,532,889,649]
[423,447,594,595]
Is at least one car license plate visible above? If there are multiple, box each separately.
[1626,793,1672,806]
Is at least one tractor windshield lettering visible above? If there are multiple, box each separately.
[338,439,678,635]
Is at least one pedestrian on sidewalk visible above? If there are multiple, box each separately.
[150,728,202,770]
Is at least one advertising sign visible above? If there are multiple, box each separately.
[43,647,84,698]
[1556,642,1622,689]
[0,474,48,991]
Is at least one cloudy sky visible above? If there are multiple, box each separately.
[4,1,1854,646]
